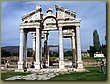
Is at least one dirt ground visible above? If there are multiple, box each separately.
[1,57,106,68]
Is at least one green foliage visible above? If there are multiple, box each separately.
[88,46,96,57]
[93,30,101,52]
[64,51,72,57]
[49,51,59,57]
[27,51,32,57]
[88,44,106,57]
[88,30,106,57]
[1,48,33,57]
[11,52,19,56]
[100,44,106,57]
[1,49,11,57]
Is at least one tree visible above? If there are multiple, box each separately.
[1,49,11,57]
[27,51,32,57]
[64,51,72,57]
[93,29,101,52]
[100,44,106,57]
[88,46,96,57]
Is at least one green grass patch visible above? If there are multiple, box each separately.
[1,70,31,80]
[48,67,107,81]
[82,57,105,60]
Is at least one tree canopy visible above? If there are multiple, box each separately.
[93,29,101,52]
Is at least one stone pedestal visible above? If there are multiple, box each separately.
[34,62,41,69]
[77,61,83,69]
[17,61,24,70]
[59,61,65,69]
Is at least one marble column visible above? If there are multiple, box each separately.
[34,28,40,69]
[71,32,76,68]
[59,27,65,69]
[40,31,43,68]
[76,26,83,69]
[47,46,49,67]
[43,33,48,68]
[18,29,25,70]
[23,30,27,68]
[31,33,36,68]
[32,33,36,61]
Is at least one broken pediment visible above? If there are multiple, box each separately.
[55,5,76,20]
[22,5,42,23]
[20,4,80,30]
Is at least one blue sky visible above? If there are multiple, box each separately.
[1,1,106,51]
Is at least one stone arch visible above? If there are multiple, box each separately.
[42,16,58,28]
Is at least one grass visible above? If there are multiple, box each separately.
[1,70,32,80]
[82,57,105,59]
[48,67,107,81]
[64,56,106,61]
[1,66,107,81]
[82,57,105,61]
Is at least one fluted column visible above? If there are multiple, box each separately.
[71,32,76,68]
[43,33,48,68]
[24,30,27,68]
[76,26,83,69]
[34,28,40,69]
[40,31,43,68]
[47,46,49,67]
[32,33,36,61]
[59,27,65,69]
[18,29,25,70]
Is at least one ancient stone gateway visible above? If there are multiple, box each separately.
[16,5,84,72]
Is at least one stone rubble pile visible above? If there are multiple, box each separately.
[5,68,76,80]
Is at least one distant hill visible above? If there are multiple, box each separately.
[1,46,71,53]
[2,46,19,53]
[2,46,32,53]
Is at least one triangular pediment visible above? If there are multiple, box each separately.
[22,10,36,20]
[55,5,76,20]
[22,10,41,22]
[22,5,42,22]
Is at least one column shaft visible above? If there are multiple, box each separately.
[71,32,76,68]
[43,34,48,68]
[32,33,36,61]
[34,28,40,69]
[40,31,43,68]
[47,47,49,67]
[23,31,27,68]
[76,26,83,68]
[18,29,25,70]
[59,27,65,69]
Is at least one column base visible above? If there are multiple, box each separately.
[17,61,24,70]
[59,61,65,70]
[15,61,24,72]
[34,62,41,70]
[77,61,84,69]
[72,62,76,68]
